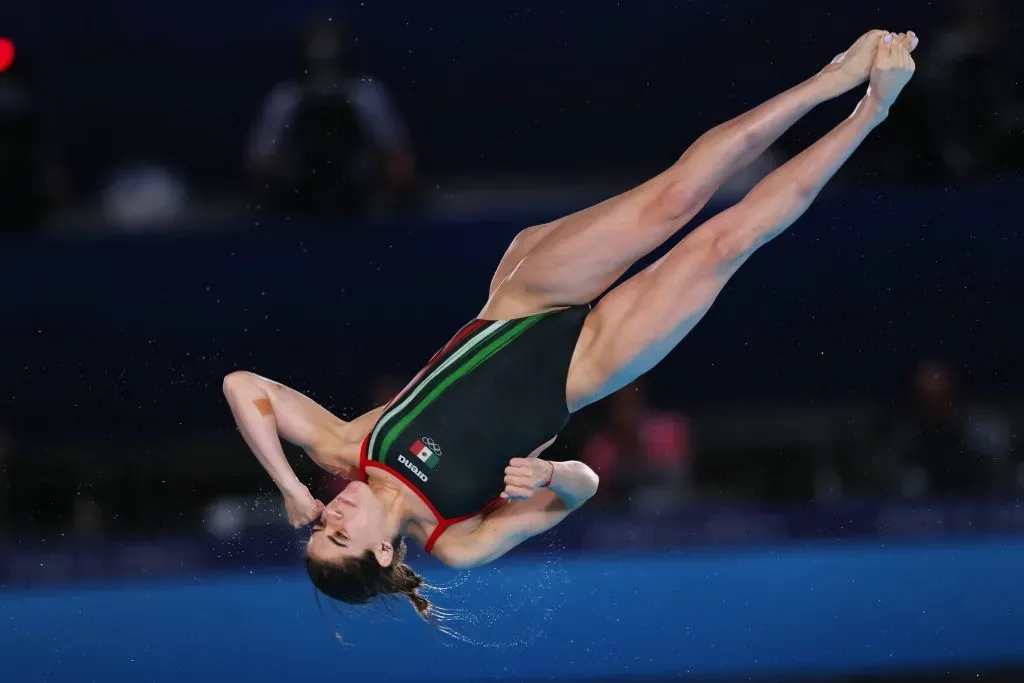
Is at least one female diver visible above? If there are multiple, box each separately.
[224,31,918,618]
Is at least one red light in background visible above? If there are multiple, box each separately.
[0,38,15,73]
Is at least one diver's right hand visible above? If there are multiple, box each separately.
[283,486,325,528]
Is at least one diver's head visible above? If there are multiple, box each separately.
[308,482,392,564]
[305,482,431,618]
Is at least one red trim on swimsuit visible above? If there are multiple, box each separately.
[358,432,501,554]
[424,318,489,371]
[387,319,489,409]
[357,318,494,553]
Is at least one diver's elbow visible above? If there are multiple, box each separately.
[222,370,253,397]
[585,467,600,501]
[573,461,600,502]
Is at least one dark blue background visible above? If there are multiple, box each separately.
[3,0,1014,191]
[2,182,1020,436]
[3,5,1023,681]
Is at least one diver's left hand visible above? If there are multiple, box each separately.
[502,457,555,500]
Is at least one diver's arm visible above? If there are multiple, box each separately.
[534,460,599,509]
[222,371,385,527]
[434,460,599,569]
[222,371,382,481]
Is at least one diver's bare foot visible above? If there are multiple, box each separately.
[865,31,918,114]
[819,29,918,97]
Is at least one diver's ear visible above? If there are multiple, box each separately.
[374,539,395,568]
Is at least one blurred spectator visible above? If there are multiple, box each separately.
[919,0,1023,177]
[100,163,189,231]
[580,381,694,511]
[0,46,62,236]
[247,16,417,219]
[873,360,1006,498]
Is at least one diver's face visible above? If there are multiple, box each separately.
[306,481,390,565]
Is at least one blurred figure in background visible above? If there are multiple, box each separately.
[0,43,62,237]
[919,0,1022,177]
[874,359,1007,499]
[100,163,189,232]
[246,16,417,220]
[580,381,694,511]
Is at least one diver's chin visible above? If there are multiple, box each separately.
[332,480,367,507]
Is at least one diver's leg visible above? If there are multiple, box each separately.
[482,31,898,319]
[565,49,905,409]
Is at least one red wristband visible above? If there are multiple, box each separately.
[542,460,555,488]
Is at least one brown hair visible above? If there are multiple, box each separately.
[305,536,431,619]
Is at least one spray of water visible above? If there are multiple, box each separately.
[417,536,571,649]
[215,493,571,651]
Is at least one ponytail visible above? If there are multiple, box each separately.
[305,536,433,619]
